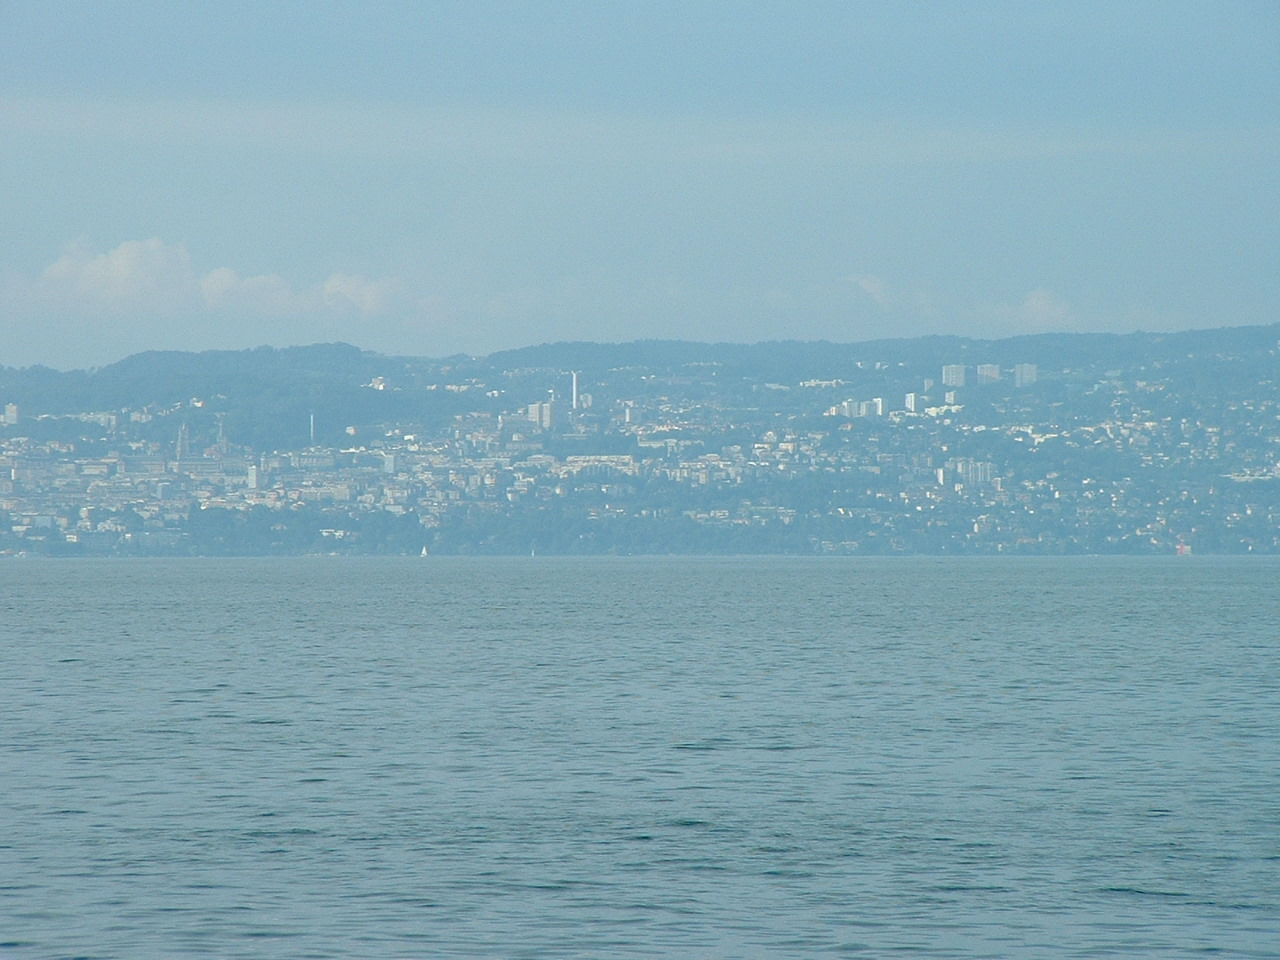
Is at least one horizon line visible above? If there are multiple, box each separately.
[8,318,1280,374]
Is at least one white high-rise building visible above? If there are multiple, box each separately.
[527,401,555,430]
[942,364,966,387]
[1014,363,1038,387]
[977,363,1001,383]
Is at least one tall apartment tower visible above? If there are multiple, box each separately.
[1014,363,1038,387]
[527,401,555,430]
[977,363,1001,383]
[942,364,966,387]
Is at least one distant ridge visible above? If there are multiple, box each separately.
[4,322,1279,380]
[2,322,1278,417]
[484,322,1280,376]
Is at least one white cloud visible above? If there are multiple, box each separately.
[322,273,392,316]
[853,274,891,308]
[843,273,939,324]
[975,288,1078,337]
[201,267,309,314]
[38,237,199,313]
[1014,289,1073,331]
[0,238,406,367]
[17,238,397,321]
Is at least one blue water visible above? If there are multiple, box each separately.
[2,557,1278,958]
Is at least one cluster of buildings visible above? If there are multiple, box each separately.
[1,346,1276,555]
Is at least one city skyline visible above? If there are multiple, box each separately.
[2,324,1276,556]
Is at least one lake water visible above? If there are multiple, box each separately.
[2,557,1278,958]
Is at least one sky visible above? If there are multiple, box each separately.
[0,1,1276,368]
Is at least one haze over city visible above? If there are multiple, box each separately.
[1,1,1277,368]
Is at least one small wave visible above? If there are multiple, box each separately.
[1102,886,1192,899]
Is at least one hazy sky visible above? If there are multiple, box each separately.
[1,1,1276,368]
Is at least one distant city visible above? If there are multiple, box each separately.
[2,324,1278,556]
